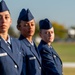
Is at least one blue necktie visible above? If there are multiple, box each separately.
[7,42,12,50]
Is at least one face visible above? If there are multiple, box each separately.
[19,19,35,38]
[0,11,12,33]
[40,27,55,44]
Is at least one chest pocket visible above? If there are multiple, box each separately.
[52,52,61,66]
[28,55,36,60]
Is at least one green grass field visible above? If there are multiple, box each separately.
[52,42,75,75]
[52,42,75,62]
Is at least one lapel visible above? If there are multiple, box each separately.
[40,40,62,64]
[51,47,62,64]
[11,38,20,66]
[19,35,41,65]
[0,37,19,67]
[24,39,41,65]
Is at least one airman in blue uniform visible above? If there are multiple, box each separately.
[38,18,63,75]
[0,0,23,75]
[17,8,42,75]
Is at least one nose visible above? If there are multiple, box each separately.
[28,24,32,29]
[1,17,6,23]
[48,32,51,36]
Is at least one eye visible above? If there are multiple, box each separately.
[5,16,9,19]
[45,32,49,34]
[51,31,54,34]
[31,23,35,26]
[5,15,9,19]
[24,23,29,27]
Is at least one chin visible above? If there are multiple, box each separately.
[49,40,53,43]
[28,34,33,37]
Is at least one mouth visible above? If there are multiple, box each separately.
[1,25,6,27]
[0,25,7,28]
[29,30,33,32]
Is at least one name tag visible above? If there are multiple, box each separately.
[29,56,36,60]
[0,53,7,57]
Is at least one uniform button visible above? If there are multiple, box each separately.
[53,55,56,58]
[39,67,41,69]
[14,65,17,68]
[19,52,21,54]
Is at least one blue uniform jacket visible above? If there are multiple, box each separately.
[38,40,63,75]
[19,35,42,75]
[0,37,23,75]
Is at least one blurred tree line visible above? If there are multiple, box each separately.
[8,21,67,40]
[8,26,19,38]
[35,21,67,40]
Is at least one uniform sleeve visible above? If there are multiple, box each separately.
[40,48,60,75]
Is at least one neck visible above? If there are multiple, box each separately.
[48,42,51,46]
[26,36,33,43]
[0,33,8,41]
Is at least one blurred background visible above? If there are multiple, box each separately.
[4,0,75,75]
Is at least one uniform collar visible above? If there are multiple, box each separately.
[29,40,34,46]
[19,34,34,46]
[41,40,52,48]
[5,35,11,44]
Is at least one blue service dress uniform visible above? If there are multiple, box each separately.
[38,40,63,75]
[0,36,23,75]
[19,35,42,75]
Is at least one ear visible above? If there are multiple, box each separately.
[17,25,21,31]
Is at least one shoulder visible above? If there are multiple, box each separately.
[11,37,20,44]
[10,37,23,53]
[38,43,50,53]
[10,37,22,50]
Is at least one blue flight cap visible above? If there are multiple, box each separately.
[25,9,34,21]
[18,8,26,21]
[0,0,9,12]
[39,18,52,29]
[18,8,34,21]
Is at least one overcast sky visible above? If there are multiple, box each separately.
[4,0,75,30]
